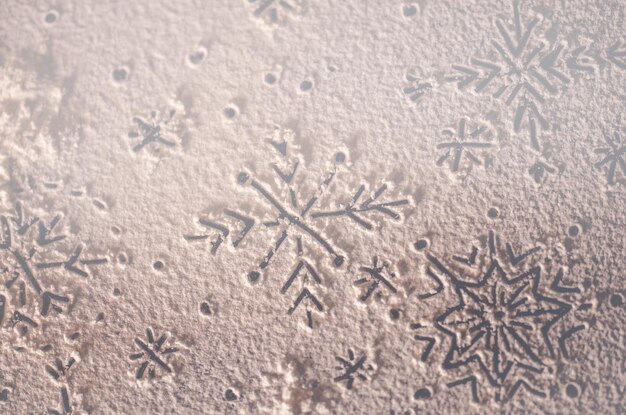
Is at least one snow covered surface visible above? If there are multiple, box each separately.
[0,0,624,413]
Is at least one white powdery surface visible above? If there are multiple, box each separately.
[0,0,624,413]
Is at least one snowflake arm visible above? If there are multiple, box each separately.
[311,184,408,230]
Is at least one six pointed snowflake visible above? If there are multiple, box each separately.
[129,328,179,380]
[436,119,492,174]
[594,129,626,185]
[333,349,374,390]
[127,109,179,153]
[447,0,599,151]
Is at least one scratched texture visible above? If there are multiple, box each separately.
[0,0,624,414]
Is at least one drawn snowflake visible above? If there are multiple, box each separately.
[353,256,398,302]
[127,108,179,153]
[447,1,625,152]
[333,349,374,390]
[420,231,587,402]
[402,70,433,104]
[594,128,626,185]
[0,201,107,338]
[129,328,179,380]
[436,119,492,174]
[186,128,409,327]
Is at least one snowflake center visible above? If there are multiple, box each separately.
[507,61,532,83]
[504,48,541,86]
[484,304,510,327]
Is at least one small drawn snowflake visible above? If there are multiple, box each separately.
[594,129,626,185]
[127,108,181,153]
[436,119,492,174]
[129,328,179,380]
[402,70,433,104]
[333,349,374,390]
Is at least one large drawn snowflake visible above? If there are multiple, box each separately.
[447,1,626,153]
[186,128,409,327]
[0,201,107,339]
[417,231,587,402]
